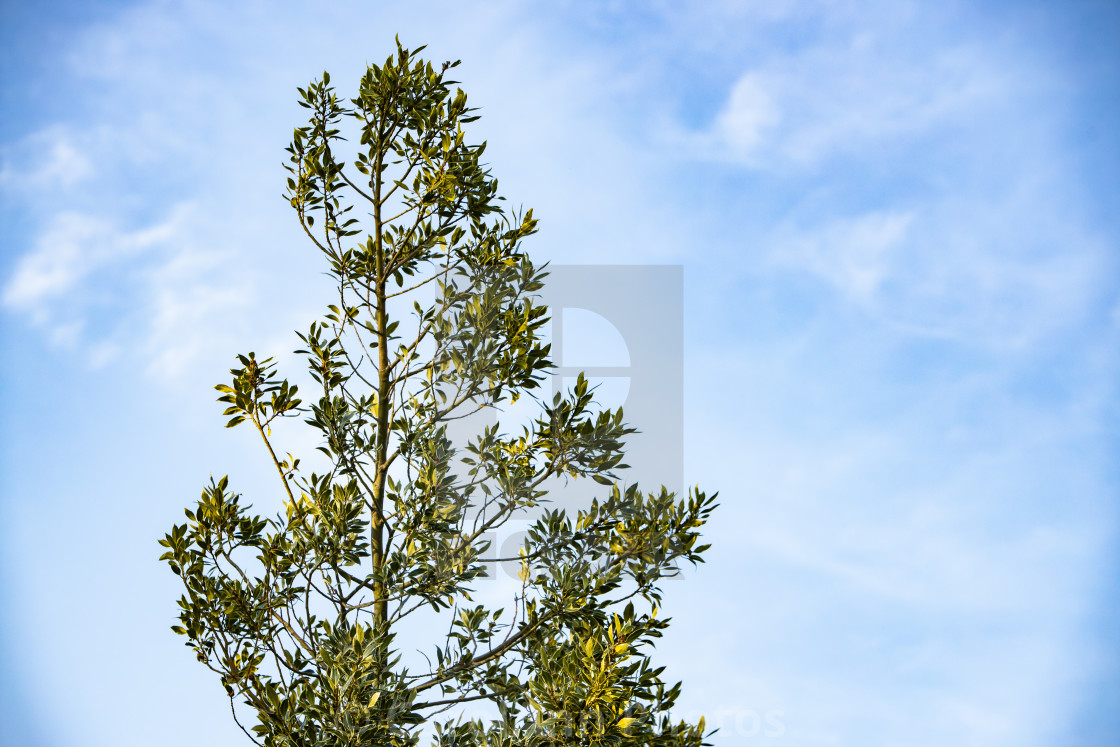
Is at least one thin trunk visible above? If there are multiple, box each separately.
[372,128,389,627]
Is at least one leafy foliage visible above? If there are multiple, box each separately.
[160,40,717,747]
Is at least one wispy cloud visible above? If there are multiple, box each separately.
[662,7,1115,353]
[670,18,1024,172]
[683,71,783,164]
[2,206,189,314]
[140,245,256,379]
[762,195,1112,349]
[0,126,94,190]
[771,210,913,303]
[0,201,263,373]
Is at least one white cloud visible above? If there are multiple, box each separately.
[0,126,94,191]
[47,319,85,349]
[88,341,122,369]
[3,213,101,312]
[2,204,192,314]
[756,182,1111,350]
[714,72,782,160]
[772,43,1010,167]
[0,202,244,376]
[772,210,913,303]
[669,16,1023,173]
[141,247,256,379]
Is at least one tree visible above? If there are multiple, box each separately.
[160,40,717,747]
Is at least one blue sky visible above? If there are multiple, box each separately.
[1,1,1118,745]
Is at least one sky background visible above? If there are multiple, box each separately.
[2,1,1118,745]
